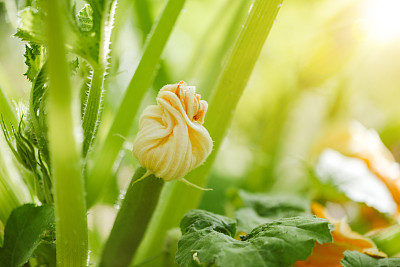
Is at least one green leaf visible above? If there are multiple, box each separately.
[76,4,94,32]
[180,209,236,237]
[15,5,97,65]
[235,208,272,234]
[23,44,44,82]
[0,204,55,267]
[33,241,56,267]
[28,62,49,162]
[232,190,311,232]
[15,7,47,45]
[341,251,400,267]
[176,210,333,267]
[235,191,310,218]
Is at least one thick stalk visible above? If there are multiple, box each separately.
[134,0,284,265]
[100,167,164,267]
[86,0,186,208]
[46,1,88,266]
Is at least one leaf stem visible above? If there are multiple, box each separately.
[100,167,164,267]
[82,0,116,157]
[46,0,88,265]
[134,0,284,264]
[82,66,105,157]
[86,0,186,208]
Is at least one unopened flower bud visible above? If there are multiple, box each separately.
[133,81,213,182]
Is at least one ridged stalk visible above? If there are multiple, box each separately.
[46,0,88,265]
[82,67,105,157]
[82,0,116,157]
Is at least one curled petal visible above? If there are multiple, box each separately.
[133,82,213,181]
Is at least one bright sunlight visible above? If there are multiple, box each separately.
[363,0,400,43]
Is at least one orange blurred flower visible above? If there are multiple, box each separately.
[296,203,385,267]
[313,122,400,215]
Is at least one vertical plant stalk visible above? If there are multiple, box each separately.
[134,0,171,91]
[46,0,88,266]
[82,67,105,157]
[0,87,18,128]
[86,0,186,208]
[134,0,284,264]
[82,0,116,157]
[100,167,164,267]
[199,0,250,99]
[247,93,294,192]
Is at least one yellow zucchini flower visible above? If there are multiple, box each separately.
[133,81,213,184]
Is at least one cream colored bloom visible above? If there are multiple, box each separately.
[133,81,213,182]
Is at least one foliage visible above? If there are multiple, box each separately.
[230,190,310,233]
[341,251,400,267]
[0,204,54,267]
[176,209,332,267]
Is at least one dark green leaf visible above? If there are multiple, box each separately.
[23,44,44,82]
[33,241,56,267]
[180,209,236,237]
[31,63,47,121]
[176,210,332,267]
[341,251,400,267]
[0,204,55,267]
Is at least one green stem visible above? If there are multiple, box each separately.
[82,67,105,157]
[0,86,17,128]
[134,0,283,265]
[369,224,400,257]
[46,0,88,266]
[246,92,294,192]
[183,0,232,80]
[134,0,171,91]
[100,167,164,267]
[86,0,186,208]
[82,0,116,157]
[199,0,250,99]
